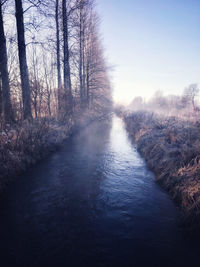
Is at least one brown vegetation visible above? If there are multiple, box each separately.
[0,0,112,190]
[0,117,73,190]
[123,111,200,227]
[0,108,105,191]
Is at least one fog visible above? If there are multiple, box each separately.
[119,84,199,121]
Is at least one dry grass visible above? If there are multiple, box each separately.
[0,109,109,192]
[0,117,74,191]
[123,111,200,227]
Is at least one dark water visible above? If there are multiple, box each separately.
[0,116,199,267]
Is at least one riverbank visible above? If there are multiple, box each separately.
[1,115,197,267]
[123,111,200,227]
[0,110,109,192]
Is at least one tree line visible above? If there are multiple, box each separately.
[0,0,112,125]
[128,84,200,119]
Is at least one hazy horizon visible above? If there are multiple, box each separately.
[97,0,200,104]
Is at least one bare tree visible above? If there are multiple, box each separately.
[55,0,61,89]
[0,0,111,123]
[77,0,88,108]
[55,0,62,117]
[183,84,199,112]
[62,0,73,114]
[0,0,14,122]
[42,51,52,117]
[0,72,2,119]
[15,0,32,119]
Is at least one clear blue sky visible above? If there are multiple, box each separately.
[97,0,200,104]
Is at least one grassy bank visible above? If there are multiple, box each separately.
[123,111,200,227]
[0,117,74,191]
[0,110,107,192]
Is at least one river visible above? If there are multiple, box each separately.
[0,115,199,267]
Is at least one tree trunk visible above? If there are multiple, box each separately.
[0,1,14,123]
[86,60,90,108]
[0,73,2,118]
[56,0,63,117]
[79,4,83,107]
[56,0,61,89]
[82,29,86,106]
[192,97,195,112]
[15,0,32,119]
[62,0,72,113]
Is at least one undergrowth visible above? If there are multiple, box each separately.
[123,111,200,227]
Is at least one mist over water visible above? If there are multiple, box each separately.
[0,116,199,266]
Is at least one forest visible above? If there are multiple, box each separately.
[0,0,112,187]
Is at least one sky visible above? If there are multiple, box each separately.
[97,0,200,104]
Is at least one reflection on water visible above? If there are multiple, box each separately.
[0,116,199,267]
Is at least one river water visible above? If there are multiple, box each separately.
[0,116,199,267]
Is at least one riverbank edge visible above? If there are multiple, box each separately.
[0,111,109,193]
[121,111,200,228]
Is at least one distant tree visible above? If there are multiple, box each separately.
[166,95,182,111]
[153,90,168,110]
[183,84,199,111]
[129,96,144,110]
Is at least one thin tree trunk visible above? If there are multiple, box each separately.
[82,29,86,106]
[56,0,61,89]
[79,4,83,107]
[15,0,32,119]
[55,0,62,116]
[0,1,14,123]
[62,0,72,113]
[44,61,52,117]
[86,60,90,108]
[0,73,2,118]
[34,100,37,118]
[47,92,51,117]
[192,97,195,112]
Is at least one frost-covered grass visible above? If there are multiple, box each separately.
[0,117,74,190]
[123,111,200,227]
[0,109,111,192]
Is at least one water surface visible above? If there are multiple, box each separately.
[0,116,199,266]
